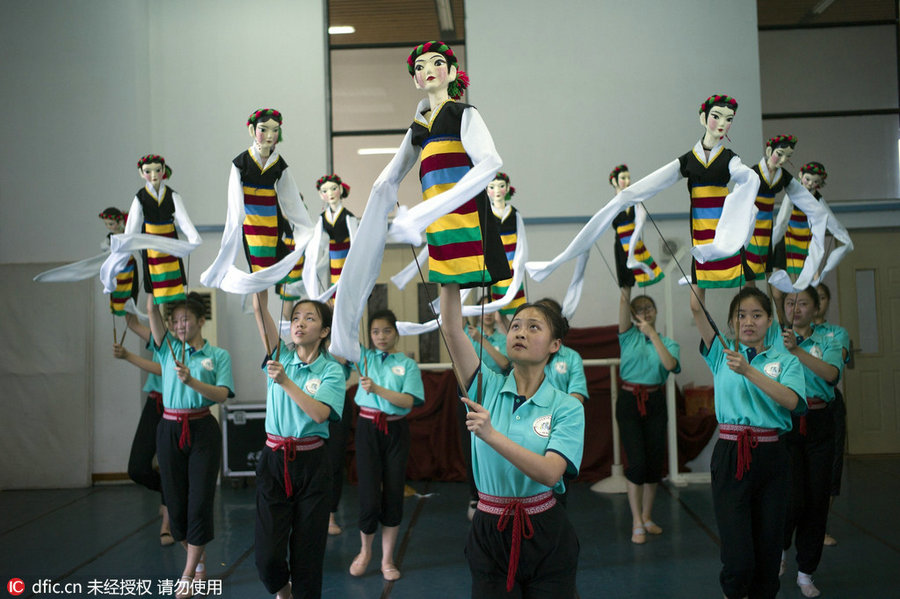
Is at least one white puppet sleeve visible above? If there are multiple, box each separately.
[387,106,501,245]
[301,217,327,299]
[391,246,430,290]
[526,159,683,282]
[690,156,760,263]
[624,203,657,277]
[772,196,792,246]
[330,129,421,362]
[200,165,245,288]
[100,196,142,292]
[815,198,853,283]
[768,179,829,293]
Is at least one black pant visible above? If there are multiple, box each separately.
[830,389,846,496]
[466,502,579,599]
[255,445,331,598]
[784,406,835,574]
[355,417,410,534]
[325,394,351,513]
[128,394,164,503]
[156,415,221,546]
[616,387,667,484]
[458,397,478,501]
[711,437,789,599]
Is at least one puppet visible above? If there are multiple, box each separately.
[100,155,201,305]
[486,172,528,315]
[300,174,359,301]
[331,41,509,361]
[200,108,314,297]
[609,164,664,288]
[526,94,760,293]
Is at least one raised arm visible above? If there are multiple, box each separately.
[147,293,167,350]
[690,285,716,349]
[618,286,633,334]
[112,343,162,375]
[252,289,280,356]
[440,283,480,382]
[125,312,151,343]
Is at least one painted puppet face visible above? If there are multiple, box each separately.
[700,106,735,143]
[784,292,816,329]
[140,162,165,190]
[370,318,399,352]
[413,52,456,94]
[765,145,794,171]
[800,172,824,193]
[507,307,561,366]
[733,296,772,346]
[612,171,631,193]
[251,118,280,153]
[486,179,509,210]
[291,302,329,349]
[318,181,343,211]
[102,217,124,234]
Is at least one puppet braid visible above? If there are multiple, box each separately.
[137,154,172,179]
[247,108,284,142]
[800,161,827,180]
[699,94,738,115]
[407,40,469,99]
[316,173,350,198]
[766,134,797,149]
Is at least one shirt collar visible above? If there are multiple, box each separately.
[756,157,783,187]
[499,369,553,408]
[145,182,168,201]
[248,144,281,173]
[692,138,725,167]
[283,348,326,370]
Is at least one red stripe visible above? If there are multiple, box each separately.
[147,255,178,265]
[785,252,808,260]
[243,225,279,236]
[430,240,485,261]
[449,198,478,216]
[788,233,812,242]
[693,229,717,241]
[753,226,771,236]
[251,256,277,268]
[692,196,725,208]
[745,253,765,265]
[244,195,277,206]
[152,277,183,289]
[329,240,350,251]
[695,254,741,270]
[421,151,471,173]
[503,242,516,253]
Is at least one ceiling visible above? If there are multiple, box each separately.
[326,0,897,46]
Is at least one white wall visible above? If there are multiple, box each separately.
[1,0,328,479]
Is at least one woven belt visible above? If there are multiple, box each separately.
[477,490,556,592]
[718,424,779,481]
[149,391,163,415]
[359,406,404,436]
[162,407,210,449]
[622,382,661,417]
[265,433,324,497]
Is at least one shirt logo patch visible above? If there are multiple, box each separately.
[763,362,781,378]
[533,415,552,438]
[391,365,406,376]
[554,362,567,374]
[809,346,823,359]
[305,378,321,395]
[201,358,214,371]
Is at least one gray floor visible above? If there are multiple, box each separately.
[1,455,897,598]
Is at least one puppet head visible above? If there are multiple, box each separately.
[699,94,738,145]
[137,154,171,190]
[247,108,283,154]
[407,41,468,100]
[487,172,515,211]
[99,207,126,234]
[608,164,631,192]
[799,161,827,193]
[316,174,350,211]
[764,134,797,171]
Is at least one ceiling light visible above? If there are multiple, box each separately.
[328,25,356,35]
[435,0,453,32]
[811,0,836,15]
[358,147,399,155]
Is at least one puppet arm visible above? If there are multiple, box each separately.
[815,198,853,282]
[526,159,682,282]
[199,165,245,288]
[768,179,828,293]
[301,217,327,299]
[330,129,420,362]
[100,197,143,292]
[691,156,760,263]
[387,107,501,245]
[171,192,202,245]
[772,196,792,245]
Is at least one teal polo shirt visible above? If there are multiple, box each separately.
[618,326,681,385]
[817,321,851,363]
[544,345,589,399]
[465,326,509,374]
[263,342,346,439]
[795,327,844,402]
[152,332,234,410]
[468,366,585,496]
[701,337,806,434]
[353,346,425,416]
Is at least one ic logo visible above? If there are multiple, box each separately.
[7,578,25,596]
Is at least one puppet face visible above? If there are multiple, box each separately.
[800,172,824,193]
[612,171,631,193]
[102,217,124,234]
[140,163,165,190]
[784,292,816,329]
[486,179,509,210]
[507,307,561,366]
[318,181,343,210]
[370,318,399,352]
[765,145,793,171]
[413,52,457,93]
[251,118,280,153]
[700,106,735,143]
[733,296,772,347]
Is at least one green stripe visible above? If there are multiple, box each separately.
[154,293,186,305]
[426,225,482,246]
[248,245,278,258]
[429,270,488,285]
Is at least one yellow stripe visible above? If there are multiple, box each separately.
[617,223,635,234]
[245,214,277,227]
[148,261,181,274]
[697,264,743,282]
[245,234,278,247]
[429,254,485,276]
[153,285,185,297]
[692,218,720,232]
[426,211,480,234]
[421,139,465,161]
[145,223,174,234]
[692,186,728,198]
[243,185,276,196]
[423,182,457,200]
[500,233,517,245]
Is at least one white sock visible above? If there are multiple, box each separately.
[797,571,814,585]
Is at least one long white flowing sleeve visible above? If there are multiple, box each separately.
[35,253,108,282]
[302,218,327,299]
[526,159,683,282]
[624,203,657,277]
[330,129,420,361]
[772,196,792,246]
[561,252,590,320]
[387,107,502,245]
[100,196,143,292]
[768,179,829,293]
[200,165,245,288]
[815,198,853,283]
[690,156,760,263]
[391,246,430,290]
